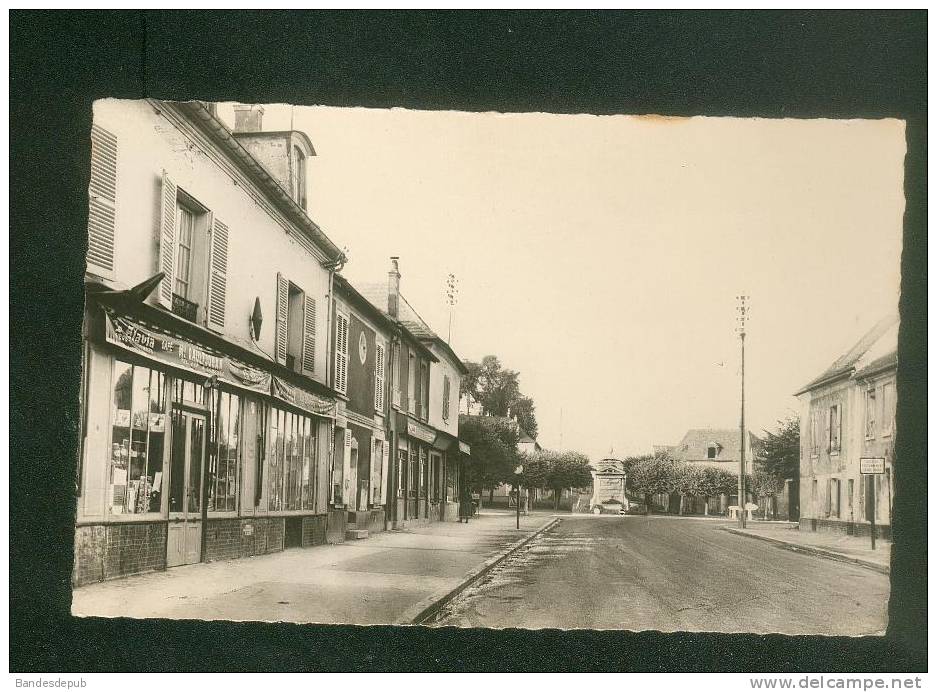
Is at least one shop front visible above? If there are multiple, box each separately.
[74,303,336,587]
[333,406,390,535]
[391,414,437,528]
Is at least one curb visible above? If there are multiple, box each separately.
[399,516,561,625]
[722,527,890,574]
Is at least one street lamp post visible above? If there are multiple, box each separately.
[514,464,523,530]
[736,295,749,529]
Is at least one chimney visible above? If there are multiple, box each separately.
[233,104,264,133]
[388,257,401,318]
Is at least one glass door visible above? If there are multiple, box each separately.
[166,410,205,567]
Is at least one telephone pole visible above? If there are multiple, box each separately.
[736,294,749,529]
[446,273,459,344]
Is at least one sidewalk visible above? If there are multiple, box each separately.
[723,522,891,573]
[71,511,555,625]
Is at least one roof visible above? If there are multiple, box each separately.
[174,101,344,266]
[795,314,899,395]
[669,429,762,464]
[356,281,466,372]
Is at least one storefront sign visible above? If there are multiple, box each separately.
[860,457,885,474]
[104,310,270,393]
[406,418,437,443]
[271,375,336,418]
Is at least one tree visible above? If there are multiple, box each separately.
[545,451,592,510]
[751,471,784,519]
[510,395,538,439]
[458,414,521,500]
[757,416,800,482]
[672,464,704,515]
[626,453,678,514]
[696,467,737,515]
[460,356,538,437]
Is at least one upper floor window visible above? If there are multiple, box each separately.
[292,146,307,211]
[374,340,386,412]
[420,361,429,421]
[881,381,895,436]
[829,404,842,454]
[864,388,877,439]
[407,350,416,415]
[171,195,209,322]
[275,273,316,376]
[810,411,821,457]
[442,375,451,421]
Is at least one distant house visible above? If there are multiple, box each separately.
[795,314,897,538]
[518,429,542,456]
[670,429,763,469]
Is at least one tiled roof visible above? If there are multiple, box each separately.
[670,429,762,464]
[795,314,899,395]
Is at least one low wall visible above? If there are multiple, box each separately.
[73,522,167,587]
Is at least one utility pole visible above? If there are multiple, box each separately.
[736,295,749,529]
[446,273,459,344]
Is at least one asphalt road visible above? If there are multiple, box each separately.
[430,515,889,634]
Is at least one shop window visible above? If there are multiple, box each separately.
[409,448,418,499]
[397,448,406,498]
[419,447,428,498]
[108,360,166,515]
[207,390,240,513]
[267,406,317,511]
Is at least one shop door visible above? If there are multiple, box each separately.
[167,410,205,567]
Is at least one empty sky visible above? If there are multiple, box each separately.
[217,104,905,461]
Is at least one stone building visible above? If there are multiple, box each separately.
[795,314,898,537]
[75,100,346,585]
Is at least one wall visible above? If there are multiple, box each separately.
[426,344,461,438]
[91,99,332,385]
[73,522,167,587]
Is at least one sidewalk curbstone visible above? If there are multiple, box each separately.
[399,516,561,625]
[722,526,889,574]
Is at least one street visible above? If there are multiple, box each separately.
[429,515,889,635]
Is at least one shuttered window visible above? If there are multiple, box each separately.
[158,172,177,308]
[334,313,349,395]
[206,218,229,331]
[374,341,386,411]
[275,273,289,365]
[442,375,451,420]
[87,124,118,276]
[302,295,316,374]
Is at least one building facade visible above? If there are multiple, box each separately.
[796,315,898,538]
[75,99,346,586]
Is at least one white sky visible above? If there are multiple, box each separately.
[217,104,905,461]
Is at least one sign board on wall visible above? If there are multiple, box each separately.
[407,418,437,443]
[860,457,886,474]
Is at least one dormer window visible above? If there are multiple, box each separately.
[292,146,307,210]
[707,443,721,459]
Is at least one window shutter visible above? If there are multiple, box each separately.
[157,171,177,308]
[301,295,316,374]
[443,376,451,419]
[334,314,348,394]
[374,342,385,411]
[87,124,118,277]
[275,273,288,365]
[206,217,229,331]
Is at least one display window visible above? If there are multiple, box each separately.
[397,448,406,498]
[207,389,240,512]
[108,359,167,515]
[267,406,318,512]
[419,446,428,498]
[409,447,419,499]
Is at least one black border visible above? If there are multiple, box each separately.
[10,10,926,672]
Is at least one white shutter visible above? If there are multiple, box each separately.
[374,341,385,411]
[302,295,316,374]
[206,217,228,331]
[371,440,382,505]
[275,273,288,365]
[381,438,390,505]
[334,313,348,394]
[157,171,177,307]
[87,124,118,277]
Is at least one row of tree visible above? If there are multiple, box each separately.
[623,416,800,516]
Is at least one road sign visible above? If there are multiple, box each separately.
[860,457,885,474]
